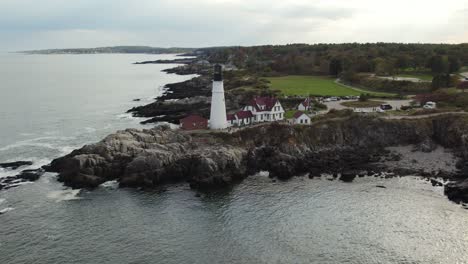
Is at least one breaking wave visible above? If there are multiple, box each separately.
[47,189,82,202]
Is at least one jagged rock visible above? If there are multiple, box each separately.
[431,179,443,187]
[0,161,33,170]
[0,168,46,192]
[340,171,357,182]
[445,180,468,203]
[358,171,368,177]
[16,169,45,181]
[413,139,438,153]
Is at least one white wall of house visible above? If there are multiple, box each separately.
[237,117,252,126]
[244,101,285,123]
[229,117,254,127]
[294,114,311,125]
[298,103,310,111]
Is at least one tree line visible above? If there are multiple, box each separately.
[199,43,468,90]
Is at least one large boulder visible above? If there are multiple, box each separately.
[445,179,468,203]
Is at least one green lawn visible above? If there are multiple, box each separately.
[395,73,433,81]
[265,75,392,97]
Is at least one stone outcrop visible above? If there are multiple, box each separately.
[0,168,45,191]
[46,114,468,203]
[0,161,33,170]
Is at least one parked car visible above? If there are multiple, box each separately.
[380,104,393,111]
[423,101,437,109]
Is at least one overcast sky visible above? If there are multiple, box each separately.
[1,0,467,51]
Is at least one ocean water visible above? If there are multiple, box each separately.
[0,53,195,177]
[0,53,468,264]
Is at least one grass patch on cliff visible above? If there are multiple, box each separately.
[341,100,385,108]
[285,110,297,119]
[395,73,433,81]
[265,75,392,97]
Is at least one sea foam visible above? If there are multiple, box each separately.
[0,207,14,214]
[47,189,82,202]
[100,180,119,189]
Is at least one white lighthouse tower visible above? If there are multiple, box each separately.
[209,64,228,129]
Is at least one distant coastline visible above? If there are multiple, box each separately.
[20,46,194,55]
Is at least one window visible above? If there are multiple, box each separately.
[300,119,303,124]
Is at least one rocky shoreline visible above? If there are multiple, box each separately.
[45,114,468,204]
[128,56,258,124]
[128,56,214,124]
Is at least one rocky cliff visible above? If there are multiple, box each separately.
[46,114,468,203]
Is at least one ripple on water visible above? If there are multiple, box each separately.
[0,174,467,264]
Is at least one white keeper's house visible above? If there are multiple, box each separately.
[242,97,285,123]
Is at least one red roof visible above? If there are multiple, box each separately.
[180,114,207,123]
[458,81,468,89]
[301,98,312,107]
[293,111,306,119]
[227,114,236,121]
[235,111,253,119]
[247,97,278,111]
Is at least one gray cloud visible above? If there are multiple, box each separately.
[0,0,466,51]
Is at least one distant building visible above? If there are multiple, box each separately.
[293,111,311,125]
[298,98,313,111]
[242,96,285,123]
[180,115,208,130]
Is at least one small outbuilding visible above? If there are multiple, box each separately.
[227,114,236,127]
[293,111,311,125]
[298,98,313,111]
[228,111,254,127]
[180,114,208,130]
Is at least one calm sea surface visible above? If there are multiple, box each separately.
[0,54,467,264]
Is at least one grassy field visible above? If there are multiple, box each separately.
[341,100,385,108]
[265,75,393,97]
[395,73,433,81]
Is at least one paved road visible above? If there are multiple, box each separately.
[324,99,412,112]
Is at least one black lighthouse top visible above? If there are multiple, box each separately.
[213,64,223,81]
